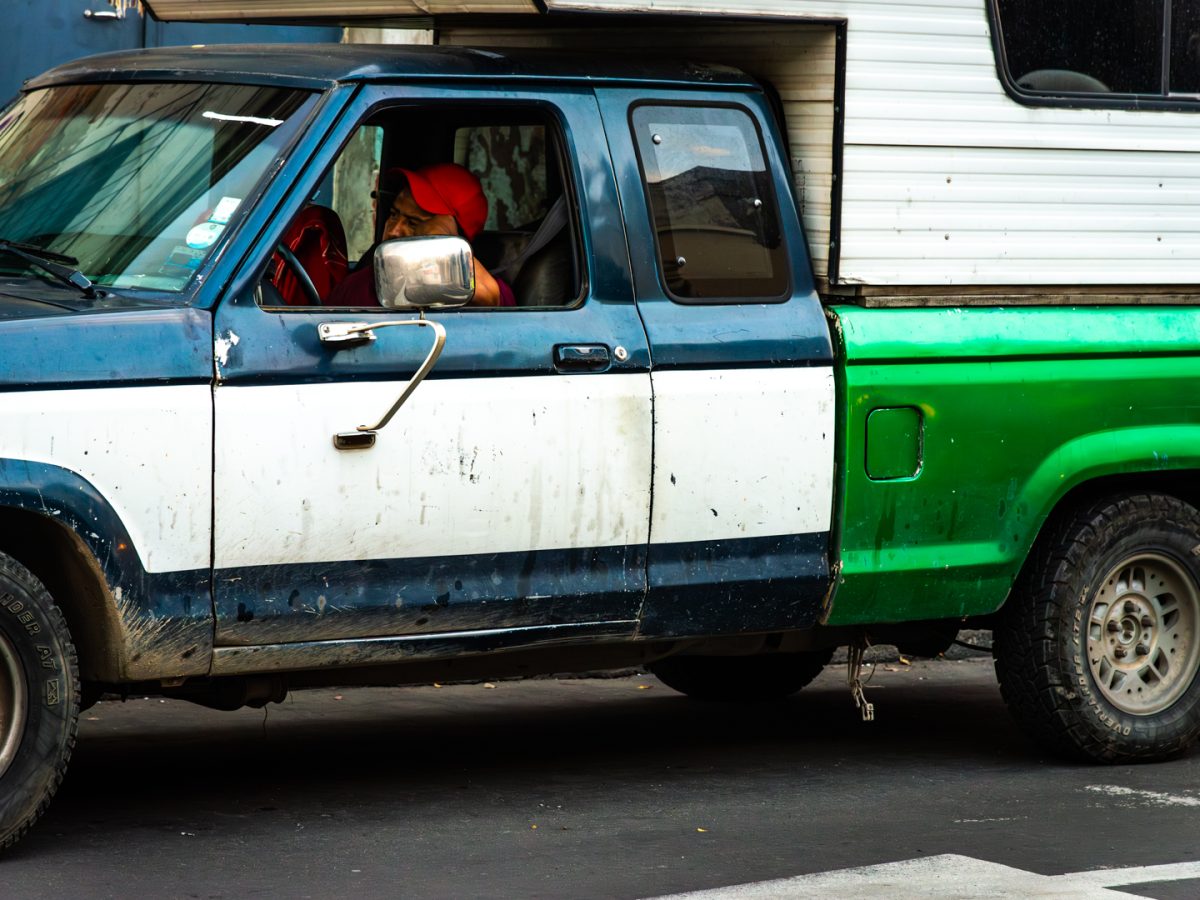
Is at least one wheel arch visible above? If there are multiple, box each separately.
[0,505,123,682]
[0,460,212,683]
[993,490,1200,761]
[1002,423,1200,573]
[1000,466,1200,618]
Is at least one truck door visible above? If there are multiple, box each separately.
[210,86,652,653]
[596,89,836,637]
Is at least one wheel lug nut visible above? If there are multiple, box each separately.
[1114,647,1128,659]
[1107,621,1119,633]
[1136,643,1150,656]
[1141,615,1153,628]
[1124,600,1138,614]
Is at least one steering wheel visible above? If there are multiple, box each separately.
[273,243,322,306]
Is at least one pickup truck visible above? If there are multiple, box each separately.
[0,43,1197,849]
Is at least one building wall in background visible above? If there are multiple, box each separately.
[3,0,343,101]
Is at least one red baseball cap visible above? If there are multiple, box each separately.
[395,163,488,242]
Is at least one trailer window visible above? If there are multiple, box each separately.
[631,104,787,303]
[995,0,1161,95]
[993,0,1200,103]
[1171,2,1200,93]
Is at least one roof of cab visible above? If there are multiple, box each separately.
[25,43,757,92]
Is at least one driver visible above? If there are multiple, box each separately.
[328,163,514,307]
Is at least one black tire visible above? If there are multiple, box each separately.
[995,493,1200,763]
[650,649,834,702]
[0,552,79,850]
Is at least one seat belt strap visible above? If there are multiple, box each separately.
[493,194,568,282]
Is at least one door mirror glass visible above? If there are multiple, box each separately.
[375,235,474,310]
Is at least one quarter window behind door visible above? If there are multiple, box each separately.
[631,104,788,302]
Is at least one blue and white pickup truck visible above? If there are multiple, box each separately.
[2,40,1199,849]
[0,45,843,848]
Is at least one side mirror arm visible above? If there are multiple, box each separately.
[317,315,447,450]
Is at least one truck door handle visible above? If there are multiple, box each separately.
[554,344,610,373]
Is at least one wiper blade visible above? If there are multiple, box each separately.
[0,239,96,299]
[0,239,77,265]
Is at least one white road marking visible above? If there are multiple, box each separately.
[1084,784,1200,807]
[953,817,1026,823]
[647,853,1200,899]
[1062,861,1200,889]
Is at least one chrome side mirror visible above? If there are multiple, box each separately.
[374,235,474,310]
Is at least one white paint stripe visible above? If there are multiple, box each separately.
[0,386,213,572]
[649,367,835,544]
[1084,784,1200,808]
[646,854,1200,899]
[1053,861,1200,889]
[215,373,653,567]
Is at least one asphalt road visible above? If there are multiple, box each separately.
[3,657,1200,899]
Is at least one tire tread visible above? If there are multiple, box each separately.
[995,493,1200,763]
[0,554,79,851]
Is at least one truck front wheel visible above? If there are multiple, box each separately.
[995,493,1200,762]
[649,649,833,701]
[0,552,79,850]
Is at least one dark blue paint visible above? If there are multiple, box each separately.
[27,44,759,94]
[216,84,649,382]
[638,533,830,637]
[0,306,211,389]
[214,545,648,647]
[0,280,196,317]
[0,458,210,633]
[595,88,833,369]
[217,300,649,383]
[216,620,637,675]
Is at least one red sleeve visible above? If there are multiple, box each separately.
[325,265,379,307]
[496,277,516,307]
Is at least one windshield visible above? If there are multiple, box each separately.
[0,82,316,293]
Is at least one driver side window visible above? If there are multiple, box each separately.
[259,105,580,311]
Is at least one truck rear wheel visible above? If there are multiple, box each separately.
[995,493,1200,763]
[0,553,79,850]
[650,649,833,701]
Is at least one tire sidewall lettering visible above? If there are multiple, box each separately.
[1067,507,1200,752]
[998,493,1200,762]
[0,557,78,850]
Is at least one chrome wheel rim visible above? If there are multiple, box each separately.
[0,631,27,779]
[1087,552,1200,715]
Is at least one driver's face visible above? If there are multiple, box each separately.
[383,187,457,240]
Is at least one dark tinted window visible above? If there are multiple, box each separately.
[1171,1,1200,93]
[995,0,1164,95]
[631,105,787,302]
